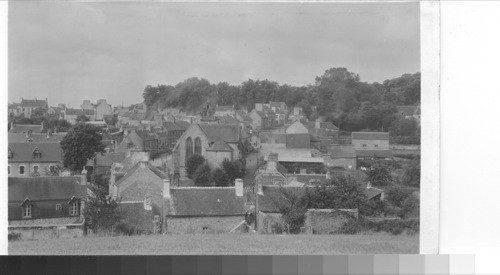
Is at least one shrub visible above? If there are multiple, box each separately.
[393,153,419,160]
[193,164,212,187]
[211,168,230,187]
[338,218,419,235]
[387,187,413,208]
[402,159,420,188]
[271,222,284,234]
[115,222,136,236]
[8,232,22,241]
[365,163,392,186]
[186,154,205,179]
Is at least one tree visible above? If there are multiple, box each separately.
[400,195,419,219]
[193,164,212,187]
[211,168,230,187]
[365,162,392,186]
[402,158,420,187]
[186,154,206,179]
[84,181,123,234]
[60,124,105,172]
[387,187,413,208]
[75,114,90,123]
[221,159,243,184]
[270,186,309,234]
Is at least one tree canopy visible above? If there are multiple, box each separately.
[60,124,105,172]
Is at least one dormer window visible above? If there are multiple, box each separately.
[23,204,32,218]
[32,147,42,159]
[68,197,80,216]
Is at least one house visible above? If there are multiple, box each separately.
[269,102,288,113]
[9,103,21,117]
[235,110,253,127]
[364,182,385,201]
[285,120,311,149]
[351,132,393,159]
[8,131,66,143]
[307,120,340,144]
[108,162,165,233]
[81,100,95,110]
[95,99,113,121]
[163,179,247,234]
[86,151,128,177]
[9,121,47,134]
[163,121,190,150]
[116,129,159,157]
[255,153,287,187]
[173,123,244,176]
[323,144,356,169]
[249,110,269,131]
[214,105,235,117]
[8,142,63,177]
[47,106,64,117]
[108,150,151,187]
[63,108,96,124]
[8,176,87,240]
[17,98,49,118]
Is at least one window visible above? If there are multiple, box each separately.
[33,165,39,173]
[56,204,61,211]
[194,137,202,155]
[32,147,42,159]
[374,144,379,148]
[202,226,209,233]
[23,204,32,218]
[185,137,193,164]
[362,144,367,148]
[19,165,25,175]
[70,202,78,215]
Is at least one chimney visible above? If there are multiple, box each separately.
[163,178,171,198]
[235,179,243,197]
[367,182,372,189]
[266,153,278,171]
[81,168,88,185]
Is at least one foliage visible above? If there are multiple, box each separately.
[104,114,118,126]
[399,195,420,219]
[44,162,64,176]
[389,118,420,145]
[387,187,413,208]
[338,218,419,235]
[402,158,421,188]
[221,159,244,184]
[75,114,90,123]
[270,186,309,234]
[84,183,123,234]
[360,199,389,217]
[211,168,230,187]
[305,174,368,210]
[365,163,392,186]
[193,164,212,187]
[185,154,206,179]
[60,124,105,172]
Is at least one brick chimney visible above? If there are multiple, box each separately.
[235,179,243,197]
[81,168,87,185]
[266,153,278,171]
[163,178,171,198]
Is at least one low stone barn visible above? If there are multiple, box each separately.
[163,180,247,234]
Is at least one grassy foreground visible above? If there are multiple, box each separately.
[9,234,418,255]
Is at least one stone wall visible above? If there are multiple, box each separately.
[8,223,85,241]
[166,216,244,234]
[304,209,358,234]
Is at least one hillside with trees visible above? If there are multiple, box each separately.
[142,67,420,133]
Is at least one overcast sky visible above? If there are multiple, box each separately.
[8,1,420,108]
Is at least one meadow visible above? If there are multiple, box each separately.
[9,233,419,255]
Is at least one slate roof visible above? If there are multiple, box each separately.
[355,150,393,158]
[236,110,253,122]
[163,121,186,131]
[287,174,328,185]
[65,108,95,116]
[257,185,306,213]
[206,139,234,152]
[9,124,43,134]
[198,124,240,143]
[363,187,384,200]
[114,162,165,187]
[330,145,356,158]
[351,132,389,140]
[86,152,127,167]
[8,142,63,162]
[164,187,246,216]
[397,106,419,116]
[8,177,86,202]
[135,129,158,141]
[8,133,67,143]
[20,99,47,108]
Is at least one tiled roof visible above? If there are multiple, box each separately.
[397,106,419,116]
[8,142,63,162]
[8,133,66,143]
[363,187,384,200]
[351,132,389,140]
[199,124,240,143]
[165,187,246,216]
[65,108,95,116]
[236,110,253,122]
[115,162,165,187]
[20,99,47,108]
[330,145,356,158]
[355,150,393,158]
[87,152,127,167]
[206,139,233,152]
[9,124,43,134]
[8,177,86,202]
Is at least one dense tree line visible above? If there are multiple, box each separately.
[142,68,420,133]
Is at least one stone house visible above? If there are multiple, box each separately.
[86,151,128,177]
[235,110,253,128]
[8,103,21,117]
[285,120,311,149]
[162,121,190,150]
[351,132,393,160]
[116,129,159,157]
[95,99,113,121]
[163,179,246,234]
[8,142,63,177]
[17,98,49,118]
[255,153,287,188]
[172,123,243,176]
[249,110,269,131]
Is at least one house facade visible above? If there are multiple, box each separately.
[8,142,63,177]
[249,110,269,131]
[351,132,393,159]
[95,99,113,121]
[285,120,311,149]
[17,98,49,118]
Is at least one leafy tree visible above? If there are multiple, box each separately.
[402,158,420,187]
[389,118,418,137]
[400,195,419,219]
[60,124,105,172]
[193,164,212,187]
[221,159,243,184]
[387,187,413,208]
[75,114,90,123]
[270,186,309,234]
[365,162,392,186]
[186,154,206,179]
[307,173,367,210]
[211,168,230,187]
[84,181,123,234]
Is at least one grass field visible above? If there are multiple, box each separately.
[9,233,418,255]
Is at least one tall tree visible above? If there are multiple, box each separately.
[193,164,212,187]
[60,124,105,172]
[186,154,206,179]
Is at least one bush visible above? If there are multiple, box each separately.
[193,164,212,187]
[115,222,136,236]
[393,153,419,160]
[211,168,230,187]
[365,163,392,186]
[402,160,420,188]
[8,232,22,241]
[271,222,284,234]
[390,136,420,145]
[338,218,419,235]
[186,154,205,179]
[387,187,413,208]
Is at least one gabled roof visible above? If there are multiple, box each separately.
[363,186,384,200]
[307,121,339,131]
[86,152,127,167]
[8,177,86,202]
[352,132,389,140]
[397,106,419,116]
[206,139,233,152]
[20,99,47,108]
[8,133,66,143]
[9,124,43,134]
[286,174,328,185]
[355,150,393,158]
[218,115,240,125]
[198,124,241,143]
[134,129,158,141]
[236,110,253,122]
[164,187,246,216]
[114,161,165,187]
[8,142,63,162]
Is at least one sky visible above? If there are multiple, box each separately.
[8,1,420,108]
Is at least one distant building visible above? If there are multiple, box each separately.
[8,131,66,143]
[8,103,21,117]
[17,98,49,118]
[80,100,95,110]
[214,105,236,117]
[351,132,393,160]
[116,129,160,157]
[8,142,63,177]
[63,108,96,124]
[285,120,311,149]
[323,144,356,169]
[249,110,269,131]
[162,121,190,150]
[9,122,47,134]
[163,179,246,234]
[397,105,421,122]
[95,99,113,121]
